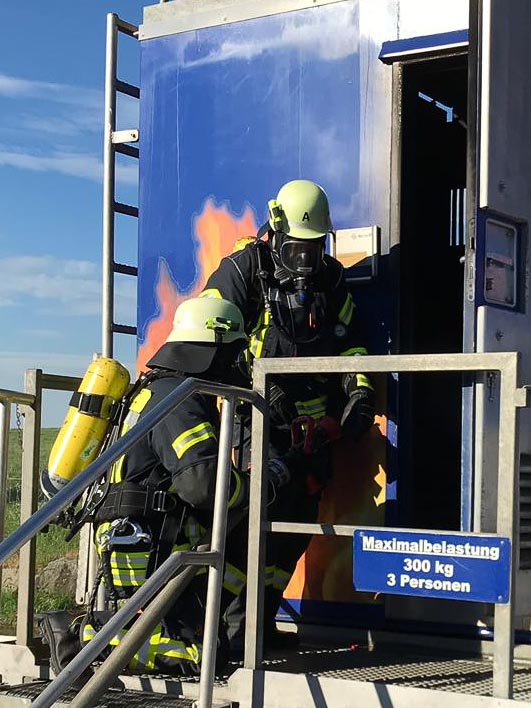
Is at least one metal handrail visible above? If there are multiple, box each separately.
[246,352,522,700]
[0,377,267,708]
[0,378,264,565]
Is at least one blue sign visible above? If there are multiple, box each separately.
[353,529,511,603]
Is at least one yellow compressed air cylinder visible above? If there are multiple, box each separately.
[41,357,131,497]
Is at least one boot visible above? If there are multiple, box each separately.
[37,610,94,687]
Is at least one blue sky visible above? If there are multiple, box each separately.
[1,1,147,426]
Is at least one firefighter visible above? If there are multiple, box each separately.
[202,179,375,652]
[39,297,257,679]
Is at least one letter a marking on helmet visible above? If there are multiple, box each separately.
[302,212,310,222]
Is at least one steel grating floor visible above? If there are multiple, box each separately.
[0,682,199,707]
[262,644,531,701]
[4,644,531,704]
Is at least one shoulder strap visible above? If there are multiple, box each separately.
[64,368,181,540]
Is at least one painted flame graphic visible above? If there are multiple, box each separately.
[137,199,257,373]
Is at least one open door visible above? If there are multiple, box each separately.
[466,0,531,589]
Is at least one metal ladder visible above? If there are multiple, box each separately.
[102,13,140,359]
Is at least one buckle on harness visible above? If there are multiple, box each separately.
[152,490,177,513]
[99,518,152,550]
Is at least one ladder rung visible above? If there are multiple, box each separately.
[113,262,138,276]
[112,324,137,336]
[116,79,140,99]
[116,17,138,37]
[114,202,139,218]
[115,144,139,159]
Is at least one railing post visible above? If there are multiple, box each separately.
[17,369,43,648]
[245,361,270,670]
[493,352,520,698]
[198,395,236,708]
[0,400,10,593]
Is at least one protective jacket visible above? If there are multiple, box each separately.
[90,365,247,675]
[203,241,367,361]
[203,241,374,442]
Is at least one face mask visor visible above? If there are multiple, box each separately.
[278,237,325,277]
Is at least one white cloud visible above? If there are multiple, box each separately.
[0,73,101,108]
[0,147,138,184]
[0,256,136,319]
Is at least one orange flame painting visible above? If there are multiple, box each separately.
[137,199,258,373]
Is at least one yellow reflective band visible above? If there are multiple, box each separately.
[129,388,152,413]
[340,347,368,356]
[199,288,222,299]
[338,292,355,325]
[172,421,217,459]
[265,564,275,587]
[355,373,374,390]
[228,468,243,508]
[111,551,150,569]
[249,309,271,359]
[272,567,291,591]
[110,453,125,484]
[294,395,327,419]
[110,388,152,483]
[223,561,247,596]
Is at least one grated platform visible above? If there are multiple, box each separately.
[0,682,199,707]
[264,643,531,701]
[3,642,531,705]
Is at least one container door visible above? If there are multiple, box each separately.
[466,0,531,543]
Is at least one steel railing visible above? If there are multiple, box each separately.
[0,387,36,595]
[0,377,267,708]
[246,352,525,701]
[2,371,82,646]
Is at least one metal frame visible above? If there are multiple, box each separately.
[0,377,266,708]
[0,387,36,598]
[16,372,81,647]
[102,13,139,358]
[246,352,523,700]
[140,0,349,41]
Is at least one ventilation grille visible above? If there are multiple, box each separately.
[519,453,531,568]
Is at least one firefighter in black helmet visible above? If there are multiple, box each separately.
[202,179,375,652]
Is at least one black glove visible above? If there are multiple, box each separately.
[267,457,292,488]
[268,382,298,429]
[341,387,375,440]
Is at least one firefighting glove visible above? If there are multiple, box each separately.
[341,387,375,440]
[268,381,298,430]
[268,457,292,489]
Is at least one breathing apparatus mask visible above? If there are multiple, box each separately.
[259,180,333,304]
[271,231,326,304]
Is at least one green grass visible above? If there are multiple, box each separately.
[0,590,78,629]
[5,428,79,567]
[2,428,80,630]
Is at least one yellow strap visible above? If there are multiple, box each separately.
[199,288,222,299]
[338,292,355,325]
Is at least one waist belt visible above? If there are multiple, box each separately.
[95,482,181,523]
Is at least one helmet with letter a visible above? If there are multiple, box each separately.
[147,297,247,375]
[267,179,333,279]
